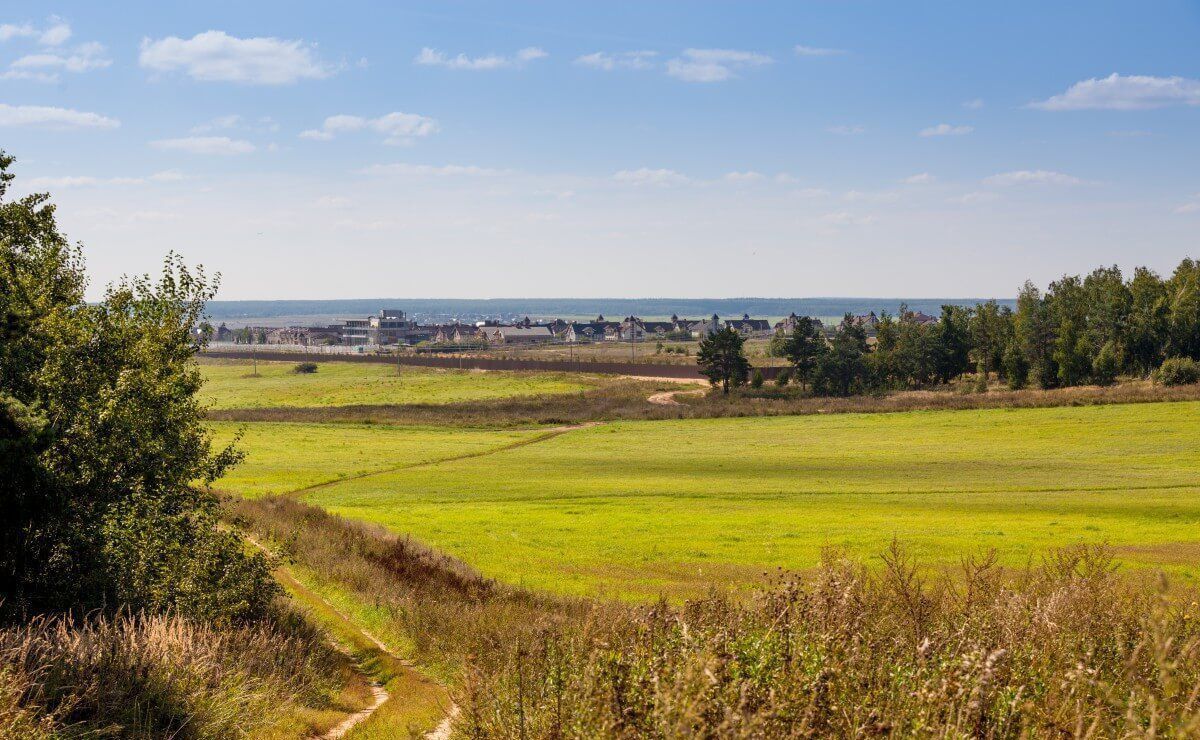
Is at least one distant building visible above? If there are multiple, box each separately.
[725,313,772,337]
[689,314,722,339]
[479,326,554,344]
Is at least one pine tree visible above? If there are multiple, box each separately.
[697,327,751,394]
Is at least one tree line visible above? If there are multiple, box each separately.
[699,260,1200,396]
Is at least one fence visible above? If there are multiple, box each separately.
[200,347,787,381]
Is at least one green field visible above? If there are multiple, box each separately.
[213,399,1200,599]
[198,358,592,409]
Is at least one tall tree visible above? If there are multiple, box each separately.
[931,305,973,383]
[697,326,751,394]
[782,315,826,389]
[1014,281,1057,388]
[1166,258,1200,361]
[0,152,275,621]
[1125,267,1169,375]
[811,317,872,396]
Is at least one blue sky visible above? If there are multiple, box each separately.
[2,1,1198,300]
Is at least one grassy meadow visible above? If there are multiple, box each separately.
[199,358,593,409]
[211,378,1200,598]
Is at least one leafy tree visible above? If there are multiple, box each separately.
[1014,281,1057,388]
[811,317,872,396]
[1092,341,1119,386]
[1082,265,1130,358]
[750,368,764,389]
[696,326,751,394]
[1166,258,1200,361]
[969,300,1013,375]
[0,152,275,621]
[782,316,826,389]
[1002,340,1029,390]
[931,305,973,383]
[1125,267,1169,375]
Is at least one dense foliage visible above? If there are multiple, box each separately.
[0,151,275,621]
[696,326,751,394]
[774,261,1200,396]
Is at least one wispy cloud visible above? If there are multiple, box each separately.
[1031,73,1200,111]
[724,171,764,183]
[300,112,438,146]
[903,173,936,185]
[3,41,111,82]
[191,114,279,134]
[26,170,185,189]
[574,50,657,71]
[794,44,845,57]
[666,48,771,83]
[358,163,502,177]
[962,98,985,109]
[612,168,690,185]
[0,103,118,129]
[827,124,865,135]
[150,136,255,155]
[139,31,335,84]
[1174,194,1200,214]
[950,191,999,205]
[415,46,547,70]
[919,123,973,137]
[983,170,1085,186]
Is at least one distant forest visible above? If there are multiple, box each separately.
[204,297,1014,322]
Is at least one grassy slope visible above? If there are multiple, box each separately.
[279,401,1200,598]
[210,422,543,498]
[199,358,592,409]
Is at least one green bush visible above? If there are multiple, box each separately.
[775,368,790,387]
[293,362,319,374]
[750,368,764,389]
[1091,342,1119,386]
[1154,356,1200,386]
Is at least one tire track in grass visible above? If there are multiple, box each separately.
[246,535,456,739]
[286,422,600,497]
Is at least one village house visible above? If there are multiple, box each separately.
[773,312,824,334]
[564,322,613,343]
[479,326,554,344]
[689,313,722,339]
[725,313,773,337]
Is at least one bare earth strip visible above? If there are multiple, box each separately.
[246,535,456,739]
[647,388,706,406]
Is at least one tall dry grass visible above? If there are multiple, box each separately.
[207,379,1200,428]
[233,498,1200,738]
[0,608,342,739]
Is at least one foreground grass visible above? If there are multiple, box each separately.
[232,498,1200,738]
[0,609,350,739]
[199,358,594,410]
[268,401,1200,598]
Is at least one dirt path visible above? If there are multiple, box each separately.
[647,388,706,406]
[288,422,599,497]
[246,535,457,739]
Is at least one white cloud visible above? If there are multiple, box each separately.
[26,170,187,189]
[903,173,936,185]
[724,170,764,183]
[4,41,111,81]
[313,195,352,209]
[190,114,280,134]
[1031,73,1200,111]
[950,191,999,205]
[574,51,657,71]
[919,123,973,137]
[820,211,877,227]
[0,103,118,129]
[39,21,71,46]
[300,111,438,146]
[0,23,36,42]
[794,44,845,57]
[150,136,256,155]
[666,48,771,83]
[827,124,865,135]
[962,98,985,109]
[139,31,335,84]
[359,163,502,177]
[793,187,830,198]
[612,168,690,185]
[1174,195,1200,214]
[414,46,547,70]
[983,170,1084,187]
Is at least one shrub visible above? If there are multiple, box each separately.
[1154,356,1200,386]
[293,362,319,374]
[750,368,764,388]
[775,368,790,387]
